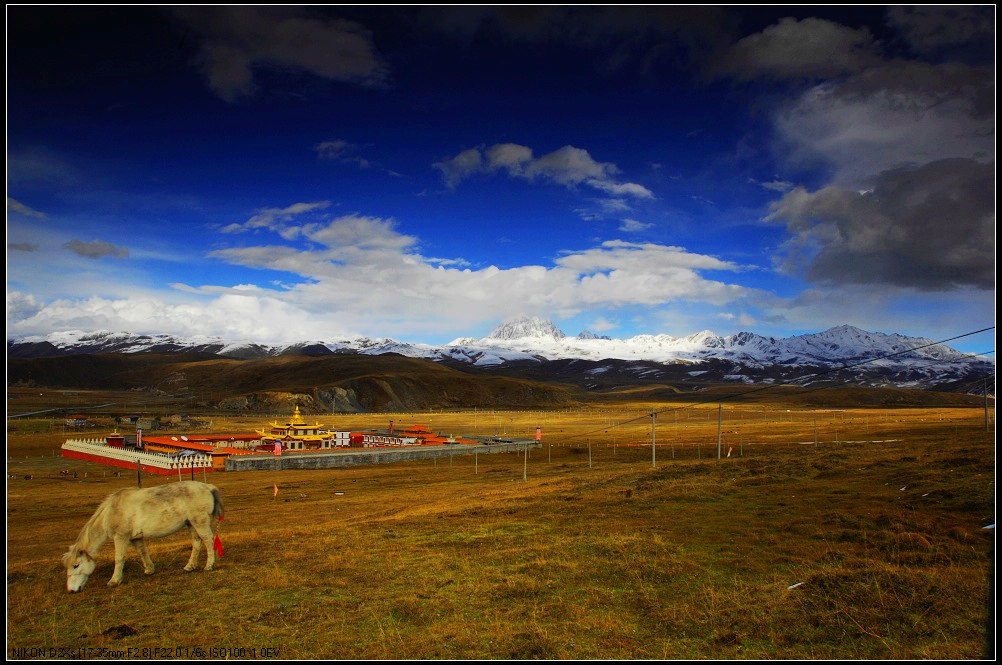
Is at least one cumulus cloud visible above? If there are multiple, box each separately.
[305,214,416,254]
[718,12,996,300]
[484,142,534,174]
[7,291,340,344]
[7,198,46,219]
[314,139,370,168]
[170,7,389,102]
[199,217,757,335]
[765,158,995,291]
[433,148,483,188]
[586,180,654,198]
[524,145,616,185]
[434,143,654,198]
[618,218,653,232]
[220,201,332,235]
[715,15,992,187]
[775,59,994,186]
[6,291,43,324]
[9,224,758,341]
[714,17,879,81]
[556,239,740,274]
[9,242,39,252]
[64,239,129,259]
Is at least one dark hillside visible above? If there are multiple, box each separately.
[7,352,579,412]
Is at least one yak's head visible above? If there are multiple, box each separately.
[63,547,96,592]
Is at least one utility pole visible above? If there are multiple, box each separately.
[716,403,722,460]
[651,410,656,468]
[986,378,991,432]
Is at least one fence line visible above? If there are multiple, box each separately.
[61,439,212,471]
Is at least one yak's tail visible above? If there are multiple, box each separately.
[210,487,224,520]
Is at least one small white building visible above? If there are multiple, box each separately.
[361,433,419,447]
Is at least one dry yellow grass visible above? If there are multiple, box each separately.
[6,395,995,659]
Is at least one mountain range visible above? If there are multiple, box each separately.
[7,316,992,394]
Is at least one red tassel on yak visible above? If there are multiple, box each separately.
[213,515,224,557]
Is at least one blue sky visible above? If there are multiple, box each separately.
[6,7,996,352]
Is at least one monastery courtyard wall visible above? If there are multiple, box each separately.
[225,438,540,471]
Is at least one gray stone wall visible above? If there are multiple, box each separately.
[225,439,540,471]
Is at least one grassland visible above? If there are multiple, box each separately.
[6,392,996,659]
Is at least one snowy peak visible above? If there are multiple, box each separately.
[7,322,991,393]
[783,326,952,362]
[685,330,725,349]
[486,316,566,340]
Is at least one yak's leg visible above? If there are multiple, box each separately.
[184,527,202,572]
[133,538,155,575]
[108,535,129,587]
[192,517,216,571]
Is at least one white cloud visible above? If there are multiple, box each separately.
[585,179,654,198]
[433,148,484,188]
[6,291,43,324]
[314,139,370,168]
[9,217,759,342]
[715,17,879,81]
[484,142,534,174]
[8,291,346,344]
[221,201,332,235]
[618,218,654,232]
[524,145,616,185]
[775,60,993,186]
[7,198,46,219]
[556,240,739,273]
[717,16,992,189]
[724,14,996,302]
[435,143,653,198]
[758,179,794,192]
[600,198,632,213]
[305,214,416,254]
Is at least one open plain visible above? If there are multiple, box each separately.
[6,389,996,659]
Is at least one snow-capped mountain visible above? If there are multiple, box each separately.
[7,318,992,391]
[438,318,979,368]
[484,315,567,340]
